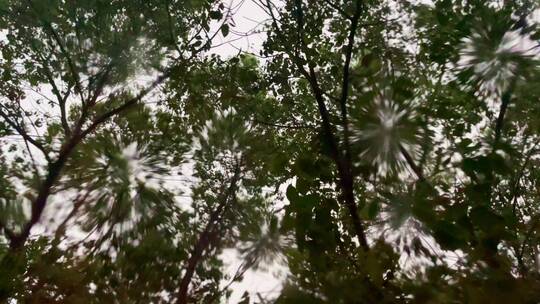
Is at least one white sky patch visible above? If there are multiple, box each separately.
[209,0,269,58]
[526,8,540,25]
[221,248,288,303]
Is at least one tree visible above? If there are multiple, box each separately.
[1,0,540,303]
[258,0,540,303]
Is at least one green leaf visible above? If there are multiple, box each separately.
[209,10,223,20]
[221,24,229,37]
[432,220,468,250]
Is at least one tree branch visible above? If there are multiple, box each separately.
[399,144,424,181]
[177,164,241,304]
[80,70,171,140]
[51,189,92,247]
[339,0,363,170]
[322,0,353,20]
[36,51,73,136]
[39,19,86,103]
[263,0,369,251]
[0,106,50,162]
[7,63,179,251]
[493,89,512,147]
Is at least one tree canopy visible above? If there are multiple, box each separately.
[1,0,540,303]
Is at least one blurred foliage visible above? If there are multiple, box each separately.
[0,0,540,303]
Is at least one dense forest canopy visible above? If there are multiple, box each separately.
[1,0,540,303]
